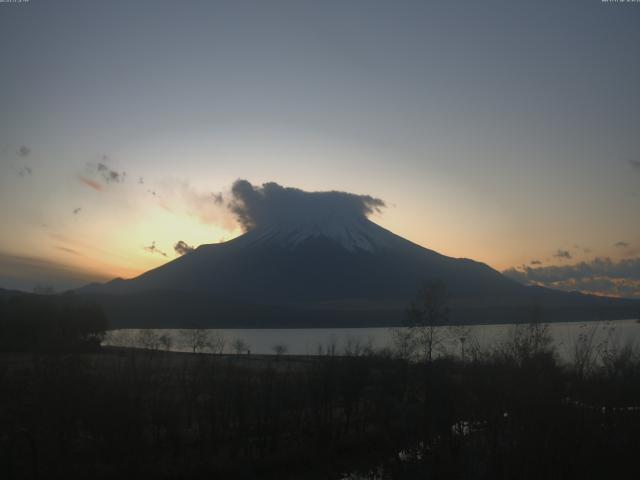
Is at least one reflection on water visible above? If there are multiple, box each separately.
[103,319,640,362]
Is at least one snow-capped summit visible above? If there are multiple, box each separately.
[236,217,397,253]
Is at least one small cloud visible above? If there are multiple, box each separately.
[73,207,82,215]
[553,249,572,260]
[614,241,629,248]
[17,145,30,157]
[530,259,542,265]
[174,240,195,256]
[80,157,126,189]
[17,166,32,177]
[630,159,640,169]
[79,176,104,192]
[144,241,168,257]
[96,162,125,183]
[56,246,81,256]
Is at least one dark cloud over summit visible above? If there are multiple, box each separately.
[229,180,386,231]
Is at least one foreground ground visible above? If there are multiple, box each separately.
[2,341,640,479]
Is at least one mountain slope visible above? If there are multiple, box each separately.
[81,219,523,302]
[78,217,640,327]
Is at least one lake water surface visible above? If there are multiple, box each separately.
[104,319,640,361]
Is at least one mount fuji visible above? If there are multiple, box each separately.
[78,181,640,328]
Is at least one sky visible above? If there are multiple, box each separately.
[0,0,639,297]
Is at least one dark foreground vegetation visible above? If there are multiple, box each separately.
[2,288,640,479]
[2,330,640,480]
[0,292,107,353]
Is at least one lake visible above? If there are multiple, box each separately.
[103,318,640,362]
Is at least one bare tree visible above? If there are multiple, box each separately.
[206,330,226,354]
[406,281,450,362]
[272,344,288,356]
[180,327,210,353]
[136,329,161,351]
[343,335,363,357]
[601,340,638,381]
[232,338,249,355]
[158,333,173,351]
[328,335,337,356]
[391,327,417,360]
[496,306,553,366]
[571,323,601,379]
[343,335,374,357]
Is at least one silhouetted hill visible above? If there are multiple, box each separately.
[0,287,27,300]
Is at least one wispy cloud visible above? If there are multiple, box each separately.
[153,179,235,229]
[56,246,81,256]
[614,241,630,248]
[143,241,168,258]
[78,176,104,192]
